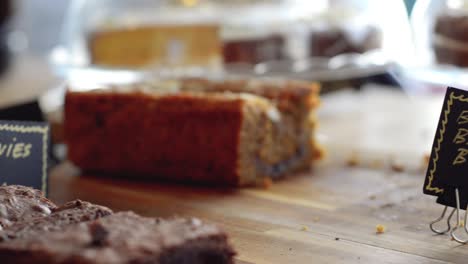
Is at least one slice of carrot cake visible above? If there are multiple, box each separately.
[64,78,320,186]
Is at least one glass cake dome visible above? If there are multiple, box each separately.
[53,0,306,69]
[411,0,468,68]
[397,0,468,93]
[51,0,413,82]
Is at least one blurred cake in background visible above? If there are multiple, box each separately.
[309,25,381,57]
[303,1,383,58]
[50,0,412,95]
[89,24,221,68]
[433,12,468,67]
[222,30,285,64]
[412,0,468,69]
[57,0,309,70]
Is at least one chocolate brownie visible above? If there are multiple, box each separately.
[0,185,56,229]
[0,212,236,264]
[0,199,112,242]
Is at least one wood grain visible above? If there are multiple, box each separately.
[49,161,462,264]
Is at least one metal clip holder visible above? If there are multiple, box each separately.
[430,188,468,244]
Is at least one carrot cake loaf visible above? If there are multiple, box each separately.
[64,78,321,186]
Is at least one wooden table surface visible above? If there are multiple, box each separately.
[47,88,468,264]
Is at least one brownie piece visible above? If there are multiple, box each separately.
[0,199,113,242]
[433,13,468,67]
[0,185,56,229]
[64,78,321,186]
[0,212,236,264]
[223,34,285,64]
[309,26,382,57]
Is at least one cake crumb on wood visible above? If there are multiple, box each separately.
[301,226,309,231]
[370,159,383,169]
[390,163,404,173]
[376,224,385,234]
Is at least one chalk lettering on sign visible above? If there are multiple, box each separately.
[0,138,32,159]
[453,128,468,144]
[452,108,468,165]
[453,147,468,165]
[0,121,49,194]
[458,110,468,125]
[23,144,31,158]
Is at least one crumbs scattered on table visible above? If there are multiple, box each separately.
[376,224,385,234]
[335,237,340,241]
[301,226,309,231]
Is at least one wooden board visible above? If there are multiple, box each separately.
[49,161,464,264]
[48,88,466,264]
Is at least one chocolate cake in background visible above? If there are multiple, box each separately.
[309,25,382,58]
[222,34,285,64]
[433,12,468,67]
[89,24,286,67]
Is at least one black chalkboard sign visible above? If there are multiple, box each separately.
[0,100,44,122]
[0,120,49,194]
[424,87,468,204]
[436,186,468,208]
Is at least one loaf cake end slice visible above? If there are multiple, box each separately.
[65,78,320,186]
